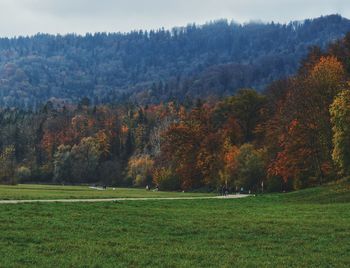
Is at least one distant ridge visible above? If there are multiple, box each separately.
[0,14,349,108]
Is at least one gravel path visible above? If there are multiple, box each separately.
[0,194,250,204]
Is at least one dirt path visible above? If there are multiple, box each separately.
[0,194,250,204]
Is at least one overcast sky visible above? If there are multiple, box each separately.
[0,0,348,37]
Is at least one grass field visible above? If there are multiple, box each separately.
[0,184,214,200]
[0,183,349,267]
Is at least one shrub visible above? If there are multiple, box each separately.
[153,168,180,190]
[97,160,123,186]
[15,166,31,182]
[266,176,283,192]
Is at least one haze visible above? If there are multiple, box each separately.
[0,0,348,37]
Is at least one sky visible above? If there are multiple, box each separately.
[0,0,348,37]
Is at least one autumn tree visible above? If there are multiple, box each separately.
[222,89,266,142]
[70,137,102,183]
[127,154,154,186]
[153,167,180,190]
[235,144,265,192]
[196,132,224,187]
[267,56,345,187]
[159,123,203,190]
[330,89,350,176]
[219,141,240,188]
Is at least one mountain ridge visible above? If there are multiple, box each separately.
[0,14,349,108]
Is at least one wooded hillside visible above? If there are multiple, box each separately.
[1,31,350,192]
[0,15,349,108]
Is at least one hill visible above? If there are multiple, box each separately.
[278,180,350,204]
[0,14,349,108]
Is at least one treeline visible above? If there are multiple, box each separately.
[1,33,350,192]
[0,15,350,108]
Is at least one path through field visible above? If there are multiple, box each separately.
[0,194,250,204]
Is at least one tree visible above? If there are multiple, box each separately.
[53,145,72,183]
[96,130,111,159]
[330,89,350,176]
[153,167,180,190]
[160,123,203,190]
[127,155,154,186]
[196,132,224,187]
[235,144,265,192]
[224,89,266,142]
[267,56,345,187]
[220,141,240,188]
[0,145,16,184]
[70,137,102,183]
[78,97,91,109]
[267,119,316,189]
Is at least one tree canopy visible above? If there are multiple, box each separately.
[0,15,349,108]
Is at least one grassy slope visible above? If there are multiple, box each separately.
[0,184,213,200]
[0,183,349,267]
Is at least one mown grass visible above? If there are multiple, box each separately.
[0,183,349,267]
[0,184,213,200]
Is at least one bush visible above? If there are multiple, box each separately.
[97,160,123,186]
[153,168,180,190]
[15,166,31,182]
[266,176,283,192]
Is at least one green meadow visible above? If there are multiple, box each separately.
[0,184,213,200]
[0,183,349,267]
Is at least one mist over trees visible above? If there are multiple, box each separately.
[0,15,349,108]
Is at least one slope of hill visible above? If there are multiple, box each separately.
[280,181,350,204]
[0,14,349,108]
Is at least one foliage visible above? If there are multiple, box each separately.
[127,155,154,186]
[0,145,16,184]
[159,123,203,190]
[235,144,266,191]
[220,142,239,187]
[70,137,102,183]
[0,15,348,108]
[330,90,350,176]
[153,167,180,190]
[223,89,266,142]
[15,166,31,182]
[53,145,72,183]
[266,55,346,188]
[0,30,349,192]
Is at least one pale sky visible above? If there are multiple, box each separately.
[0,0,348,37]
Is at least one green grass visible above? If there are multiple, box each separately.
[0,184,214,200]
[0,183,349,267]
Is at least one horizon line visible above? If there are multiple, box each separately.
[0,13,346,39]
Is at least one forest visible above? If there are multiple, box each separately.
[0,15,349,108]
[0,31,349,193]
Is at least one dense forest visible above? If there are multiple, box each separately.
[0,31,350,193]
[0,15,349,108]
